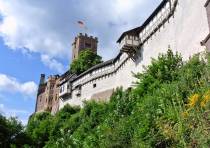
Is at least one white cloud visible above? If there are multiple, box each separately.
[0,103,29,125]
[41,54,65,73]
[0,0,161,72]
[0,74,38,98]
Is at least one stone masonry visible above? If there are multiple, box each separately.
[35,74,60,114]
[72,33,98,61]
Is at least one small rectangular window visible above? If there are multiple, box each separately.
[93,83,96,88]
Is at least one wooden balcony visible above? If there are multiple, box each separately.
[119,35,140,60]
[59,82,72,98]
[59,89,71,97]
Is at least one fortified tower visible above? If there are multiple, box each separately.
[72,33,98,61]
[35,74,60,114]
[35,74,46,112]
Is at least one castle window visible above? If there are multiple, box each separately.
[85,42,91,48]
[76,93,81,97]
[93,83,96,88]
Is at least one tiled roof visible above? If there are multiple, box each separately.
[117,27,142,43]
[71,52,122,82]
[117,0,168,43]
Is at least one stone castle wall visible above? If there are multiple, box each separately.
[36,75,60,114]
[59,0,209,109]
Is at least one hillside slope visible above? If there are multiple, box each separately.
[3,49,210,147]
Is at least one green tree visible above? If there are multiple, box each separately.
[70,49,103,74]
[0,114,32,147]
[26,112,53,147]
[46,105,80,146]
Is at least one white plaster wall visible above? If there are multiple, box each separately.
[81,73,117,100]
[59,96,83,109]
[59,73,119,108]
[115,57,136,88]
[59,0,209,108]
[116,0,209,88]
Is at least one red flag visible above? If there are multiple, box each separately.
[77,20,88,30]
[77,21,85,27]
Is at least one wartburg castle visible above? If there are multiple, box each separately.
[35,0,210,114]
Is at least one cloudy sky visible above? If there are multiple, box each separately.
[0,0,161,124]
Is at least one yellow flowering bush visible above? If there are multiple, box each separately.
[200,90,210,108]
[187,90,210,109]
[187,94,200,108]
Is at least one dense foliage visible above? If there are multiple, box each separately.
[0,114,32,147]
[2,49,210,147]
[70,49,103,75]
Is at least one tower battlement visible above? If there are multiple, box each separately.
[72,33,98,61]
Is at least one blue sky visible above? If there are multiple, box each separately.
[0,0,161,124]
